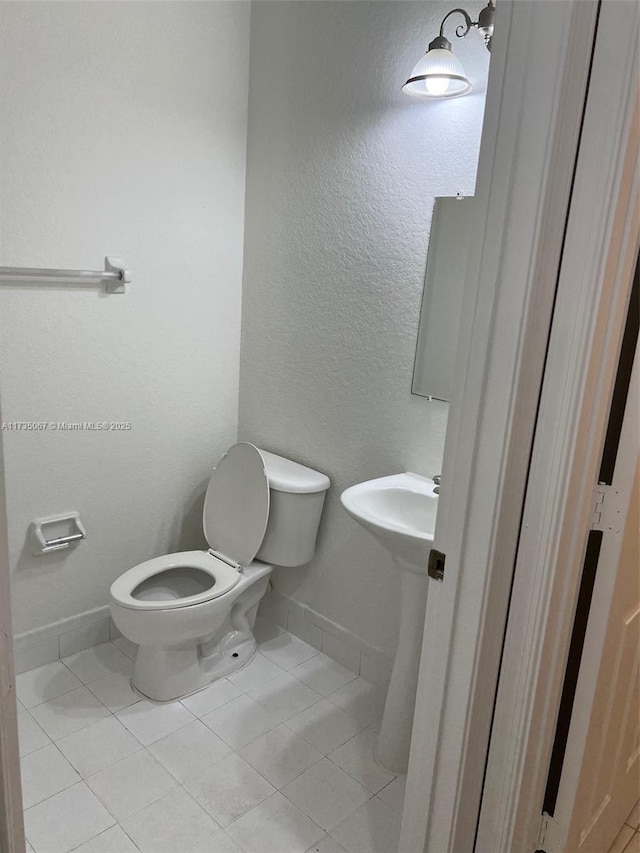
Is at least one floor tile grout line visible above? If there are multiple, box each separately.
[24,745,149,819]
[60,738,148,781]
[21,631,392,853]
[218,781,328,840]
[83,757,181,827]
[177,775,267,835]
[21,743,82,813]
[28,681,138,749]
[16,709,52,758]
[23,653,373,752]
[276,768,378,811]
[377,773,402,795]
[65,822,143,853]
[23,729,382,848]
[151,717,380,832]
[18,681,81,712]
[217,647,376,707]
[174,650,382,763]
[24,707,187,820]
[322,751,397,793]
[24,705,118,752]
[19,638,370,713]
[196,693,361,756]
[18,650,132,711]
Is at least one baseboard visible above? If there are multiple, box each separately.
[257,588,393,688]
[13,606,119,674]
[15,591,395,689]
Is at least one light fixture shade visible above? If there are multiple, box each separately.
[402,47,471,99]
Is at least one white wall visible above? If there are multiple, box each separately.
[0,2,250,634]
[239,2,488,658]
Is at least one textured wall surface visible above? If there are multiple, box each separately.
[239,1,488,657]
[1,1,487,653]
[0,2,250,633]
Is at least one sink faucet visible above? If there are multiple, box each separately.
[433,474,441,495]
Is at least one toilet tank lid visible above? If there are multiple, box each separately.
[259,449,330,494]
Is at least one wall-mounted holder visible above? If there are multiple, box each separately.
[0,256,131,294]
[103,256,131,294]
[30,513,87,556]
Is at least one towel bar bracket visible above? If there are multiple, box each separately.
[103,256,131,293]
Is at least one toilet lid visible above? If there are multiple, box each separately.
[203,443,270,567]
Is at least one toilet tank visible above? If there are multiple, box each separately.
[256,450,330,567]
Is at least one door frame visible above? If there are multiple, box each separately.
[400,0,639,851]
[0,399,25,852]
[542,335,639,853]
[477,3,640,849]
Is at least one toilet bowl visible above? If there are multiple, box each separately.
[110,443,329,702]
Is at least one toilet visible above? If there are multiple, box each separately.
[110,443,330,702]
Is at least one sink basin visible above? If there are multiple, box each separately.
[340,471,439,774]
[340,472,438,572]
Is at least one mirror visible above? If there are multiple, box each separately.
[412,196,476,402]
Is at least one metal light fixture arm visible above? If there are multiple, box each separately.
[430,1,495,53]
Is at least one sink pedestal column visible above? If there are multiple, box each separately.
[375,562,429,774]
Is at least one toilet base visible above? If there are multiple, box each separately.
[133,628,258,703]
[129,569,271,702]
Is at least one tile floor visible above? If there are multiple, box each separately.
[17,629,402,853]
[608,801,640,853]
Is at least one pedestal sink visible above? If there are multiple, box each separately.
[340,472,438,773]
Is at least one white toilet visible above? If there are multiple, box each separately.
[110,443,329,702]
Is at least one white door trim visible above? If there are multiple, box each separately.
[543,347,639,853]
[0,402,25,851]
[400,1,603,851]
[478,1,640,848]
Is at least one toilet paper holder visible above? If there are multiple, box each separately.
[30,513,87,555]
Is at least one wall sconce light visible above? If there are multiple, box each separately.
[403,1,495,99]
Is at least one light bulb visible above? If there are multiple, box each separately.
[402,44,471,99]
[424,76,450,96]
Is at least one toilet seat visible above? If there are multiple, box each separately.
[111,443,271,613]
[110,550,241,611]
[203,442,270,567]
